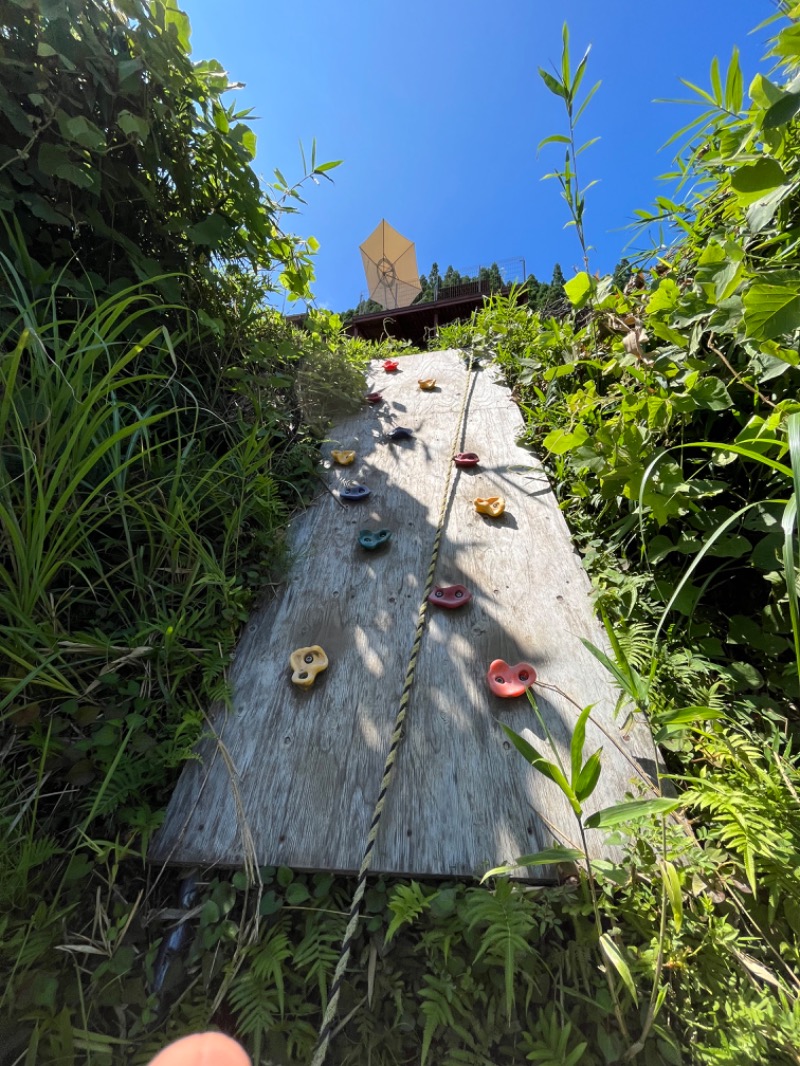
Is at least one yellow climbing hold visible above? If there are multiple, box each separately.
[331,450,356,466]
[418,378,436,391]
[290,645,329,688]
[474,496,505,518]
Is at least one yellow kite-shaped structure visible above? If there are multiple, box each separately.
[359,219,422,310]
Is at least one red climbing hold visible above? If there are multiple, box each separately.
[383,359,399,372]
[454,452,479,467]
[486,659,536,698]
[365,391,383,404]
[428,584,472,609]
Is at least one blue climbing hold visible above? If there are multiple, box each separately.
[339,483,371,501]
[358,529,392,551]
[389,427,413,441]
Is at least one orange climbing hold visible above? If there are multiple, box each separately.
[290,646,329,688]
[331,449,356,466]
[418,378,436,391]
[475,496,505,518]
[487,659,536,698]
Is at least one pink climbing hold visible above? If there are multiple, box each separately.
[486,659,537,698]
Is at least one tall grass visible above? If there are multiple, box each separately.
[0,264,294,1059]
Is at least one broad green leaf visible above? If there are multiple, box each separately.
[542,424,589,455]
[730,158,786,206]
[584,797,681,830]
[117,110,150,140]
[747,185,791,235]
[690,376,732,411]
[164,1,191,51]
[564,271,593,309]
[743,275,800,340]
[187,214,231,246]
[37,141,70,176]
[749,73,787,110]
[240,128,257,159]
[61,115,106,151]
[763,91,800,129]
[599,934,638,1004]
[647,278,680,316]
[481,846,584,881]
[660,860,683,933]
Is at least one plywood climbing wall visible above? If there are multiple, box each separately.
[149,351,657,879]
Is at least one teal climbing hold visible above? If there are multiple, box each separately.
[359,529,392,551]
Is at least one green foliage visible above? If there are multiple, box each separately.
[0,0,339,311]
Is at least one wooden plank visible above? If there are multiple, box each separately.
[149,351,656,879]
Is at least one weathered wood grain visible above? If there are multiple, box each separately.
[149,351,657,879]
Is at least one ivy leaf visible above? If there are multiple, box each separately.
[743,274,800,340]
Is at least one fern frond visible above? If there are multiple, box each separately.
[462,881,540,1022]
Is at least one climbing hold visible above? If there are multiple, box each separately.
[487,659,536,699]
[454,452,480,467]
[358,528,392,551]
[331,449,356,466]
[365,391,383,404]
[388,426,413,441]
[383,359,399,372]
[475,496,505,518]
[339,483,371,501]
[418,378,436,390]
[428,584,472,609]
[290,645,329,688]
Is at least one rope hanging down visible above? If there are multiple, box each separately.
[310,354,476,1066]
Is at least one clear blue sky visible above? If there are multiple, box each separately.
[182,0,777,313]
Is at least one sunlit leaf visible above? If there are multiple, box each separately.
[599,934,638,1004]
[584,798,681,830]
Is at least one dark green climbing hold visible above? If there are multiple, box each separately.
[359,529,392,551]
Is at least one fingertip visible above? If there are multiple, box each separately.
[147,1032,251,1066]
